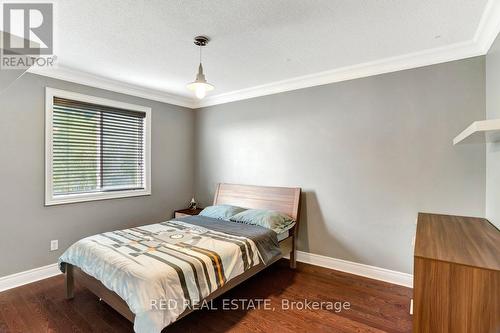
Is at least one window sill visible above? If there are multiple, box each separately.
[45,189,151,206]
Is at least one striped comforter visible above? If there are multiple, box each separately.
[59,218,278,333]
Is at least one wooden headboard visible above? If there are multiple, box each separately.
[213,183,301,221]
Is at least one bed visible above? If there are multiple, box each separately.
[61,183,301,332]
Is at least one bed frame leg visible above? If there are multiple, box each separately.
[290,237,297,269]
[65,263,74,299]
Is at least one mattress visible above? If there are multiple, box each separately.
[277,230,289,241]
[277,221,296,241]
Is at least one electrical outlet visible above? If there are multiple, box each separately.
[50,240,58,251]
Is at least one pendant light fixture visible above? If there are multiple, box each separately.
[186,36,214,99]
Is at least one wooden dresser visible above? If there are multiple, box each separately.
[413,213,500,333]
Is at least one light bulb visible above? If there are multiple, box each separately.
[187,60,214,99]
[195,85,207,99]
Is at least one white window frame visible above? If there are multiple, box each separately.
[45,87,152,206]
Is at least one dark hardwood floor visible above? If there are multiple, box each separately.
[0,260,412,332]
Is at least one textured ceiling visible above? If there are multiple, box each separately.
[49,0,488,99]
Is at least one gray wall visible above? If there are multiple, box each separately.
[195,57,486,274]
[486,35,500,229]
[0,73,196,276]
[0,56,489,277]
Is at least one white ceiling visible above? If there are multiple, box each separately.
[29,0,500,108]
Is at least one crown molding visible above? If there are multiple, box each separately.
[28,66,197,109]
[197,41,483,108]
[473,0,500,54]
[27,1,500,110]
[196,0,500,108]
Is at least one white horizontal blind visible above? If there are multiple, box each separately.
[52,97,146,196]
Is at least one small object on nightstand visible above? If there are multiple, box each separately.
[174,207,203,219]
[188,197,197,210]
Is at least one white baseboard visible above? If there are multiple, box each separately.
[0,263,61,292]
[290,251,413,288]
[0,252,413,293]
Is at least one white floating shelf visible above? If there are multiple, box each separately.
[453,119,500,145]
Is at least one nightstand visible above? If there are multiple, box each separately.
[174,208,203,218]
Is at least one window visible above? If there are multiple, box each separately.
[45,88,151,205]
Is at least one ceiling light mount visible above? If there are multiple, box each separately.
[193,36,210,47]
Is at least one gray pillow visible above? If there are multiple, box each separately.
[198,205,247,220]
[230,209,294,233]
